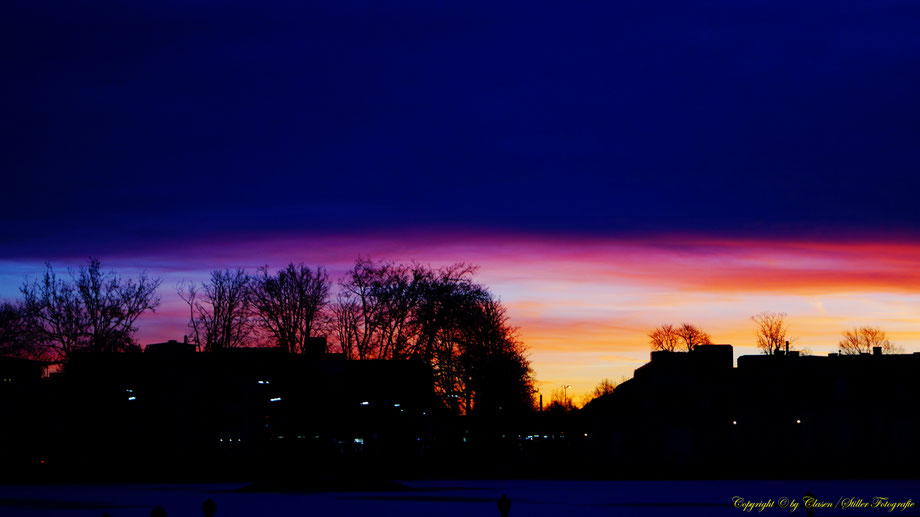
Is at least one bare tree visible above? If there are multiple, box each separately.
[592,378,618,398]
[838,326,902,355]
[0,301,35,359]
[330,258,535,415]
[649,323,681,351]
[21,265,81,359]
[675,322,712,351]
[181,269,254,352]
[331,259,436,361]
[331,258,386,360]
[581,378,618,406]
[20,258,160,360]
[374,263,429,360]
[250,263,330,354]
[331,293,363,360]
[752,311,792,355]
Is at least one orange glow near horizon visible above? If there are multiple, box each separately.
[3,231,920,407]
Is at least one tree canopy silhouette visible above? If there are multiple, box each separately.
[752,311,793,355]
[839,326,902,355]
[594,378,618,397]
[250,263,330,354]
[332,259,432,361]
[19,258,160,360]
[649,322,711,351]
[331,259,535,414]
[675,323,711,350]
[648,323,680,351]
[181,269,254,352]
[0,301,33,359]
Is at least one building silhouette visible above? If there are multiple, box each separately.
[583,344,920,478]
[3,341,920,479]
[0,338,440,480]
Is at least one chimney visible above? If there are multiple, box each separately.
[785,341,789,354]
[873,346,882,356]
[184,335,188,344]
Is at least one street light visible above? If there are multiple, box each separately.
[561,384,572,410]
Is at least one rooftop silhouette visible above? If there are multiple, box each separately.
[3,341,920,480]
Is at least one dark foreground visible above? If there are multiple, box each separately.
[0,479,916,517]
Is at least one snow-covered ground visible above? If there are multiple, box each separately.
[0,479,916,516]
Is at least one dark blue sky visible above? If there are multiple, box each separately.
[3,1,920,258]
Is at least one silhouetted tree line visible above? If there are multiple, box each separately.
[0,257,535,415]
[648,322,711,351]
[648,311,901,357]
[838,325,903,355]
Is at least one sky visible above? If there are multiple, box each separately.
[3,1,920,402]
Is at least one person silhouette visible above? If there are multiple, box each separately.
[151,504,167,517]
[202,498,217,517]
[497,494,511,517]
